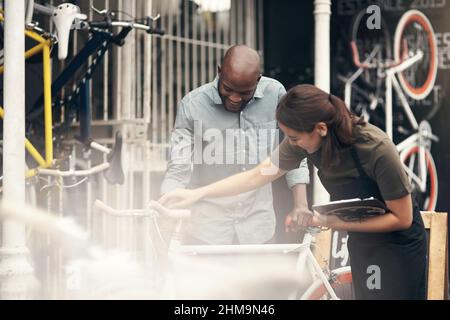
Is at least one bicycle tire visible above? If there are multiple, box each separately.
[300,266,354,300]
[399,145,438,211]
[394,10,438,100]
[348,8,391,125]
[351,8,392,64]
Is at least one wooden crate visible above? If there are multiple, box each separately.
[314,211,448,300]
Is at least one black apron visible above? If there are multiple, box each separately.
[311,147,428,300]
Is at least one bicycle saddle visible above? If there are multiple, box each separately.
[52,3,87,60]
[104,131,125,185]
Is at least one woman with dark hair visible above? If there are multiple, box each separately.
[159,84,428,300]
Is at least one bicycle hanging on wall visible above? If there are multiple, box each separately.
[0,2,165,200]
[342,9,439,211]
[1,1,166,298]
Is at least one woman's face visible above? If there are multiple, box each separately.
[278,122,325,154]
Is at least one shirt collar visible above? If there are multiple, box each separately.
[211,76,265,105]
[211,77,223,104]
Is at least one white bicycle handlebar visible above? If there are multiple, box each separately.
[37,162,110,177]
[31,3,164,60]
[94,199,191,220]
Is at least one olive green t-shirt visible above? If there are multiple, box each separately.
[271,123,413,201]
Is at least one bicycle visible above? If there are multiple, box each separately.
[0,190,354,299]
[342,9,439,211]
[169,230,353,299]
[1,2,164,192]
[0,199,189,299]
[0,4,165,297]
[92,200,355,300]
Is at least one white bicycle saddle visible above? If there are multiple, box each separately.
[52,3,87,60]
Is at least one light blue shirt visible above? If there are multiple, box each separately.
[161,76,309,244]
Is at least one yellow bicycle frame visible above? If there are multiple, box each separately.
[0,13,53,178]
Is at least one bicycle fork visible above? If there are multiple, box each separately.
[294,232,340,300]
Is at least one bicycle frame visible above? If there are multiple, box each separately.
[345,49,438,197]
[0,19,54,177]
[387,53,439,194]
[344,9,440,211]
[385,51,423,140]
[176,231,341,300]
[92,199,347,299]
[0,10,131,181]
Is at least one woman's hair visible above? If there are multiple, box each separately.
[276,84,365,168]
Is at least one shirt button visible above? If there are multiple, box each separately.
[242,167,246,171]
[237,202,243,207]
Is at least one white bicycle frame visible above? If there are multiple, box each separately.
[94,200,345,299]
[385,53,439,193]
[176,230,341,300]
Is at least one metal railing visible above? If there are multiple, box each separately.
[2,0,262,298]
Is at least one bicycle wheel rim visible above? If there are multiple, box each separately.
[401,145,438,211]
[301,267,354,300]
[349,9,390,124]
[351,9,392,63]
[394,10,438,100]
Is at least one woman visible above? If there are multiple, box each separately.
[159,84,428,300]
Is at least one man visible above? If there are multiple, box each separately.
[160,45,309,245]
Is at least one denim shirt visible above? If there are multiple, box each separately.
[161,76,309,244]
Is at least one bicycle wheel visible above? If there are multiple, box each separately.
[348,9,391,126]
[399,145,438,211]
[301,266,354,300]
[394,10,438,100]
[351,8,392,66]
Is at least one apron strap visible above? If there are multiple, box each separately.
[350,146,370,179]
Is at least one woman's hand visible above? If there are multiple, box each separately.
[158,188,204,209]
[309,211,342,229]
[285,206,314,232]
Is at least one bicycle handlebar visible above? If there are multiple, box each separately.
[87,21,165,36]
[148,200,191,220]
[31,3,164,60]
[351,41,372,69]
[88,20,165,36]
[93,200,191,220]
[33,3,165,35]
[351,39,414,70]
[33,2,55,16]
[38,162,110,177]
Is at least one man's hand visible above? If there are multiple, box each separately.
[309,211,342,229]
[285,206,314,232]
[149,200,191,219]
[158,188,204,209]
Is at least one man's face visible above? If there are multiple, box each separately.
[218,66,260,113]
